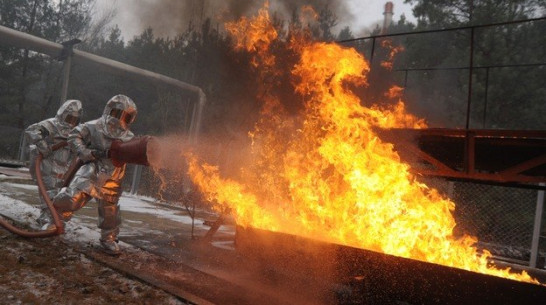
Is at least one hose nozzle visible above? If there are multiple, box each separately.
[109,136,159,167]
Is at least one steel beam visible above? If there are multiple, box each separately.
[378,128,546,185]
[236,226,546,305]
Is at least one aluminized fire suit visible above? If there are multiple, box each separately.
[25,100,82,226]
[52,95,137,255]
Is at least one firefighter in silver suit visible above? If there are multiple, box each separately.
[52,95,137,255]
[25,99,83,228]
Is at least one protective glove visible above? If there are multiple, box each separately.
[92,149,108,159]
[78,148,96,162]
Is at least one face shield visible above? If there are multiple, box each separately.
[64,112,81,127]
[109,108,136,130]
[102,95,137,135]
[56,100,83,129]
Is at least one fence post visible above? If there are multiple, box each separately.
[370,37,376,64]
[130,164,142,195]
[18,132,28,162]
[482,67,490,128]
[530,183,545,268]
[465,27,475,130]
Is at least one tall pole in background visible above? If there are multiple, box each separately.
[59,38,81,105]
[381,2,394,35]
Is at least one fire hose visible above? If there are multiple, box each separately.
[0,136,157,238]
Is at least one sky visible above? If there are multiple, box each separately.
[94,0,416,40]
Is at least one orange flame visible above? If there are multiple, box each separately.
[187,6,539,285]
[225,1,277,68]
[380,39,405,70]
[300,5,319,24]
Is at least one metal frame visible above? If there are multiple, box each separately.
[0,24,206,140]
[380,128,546,186]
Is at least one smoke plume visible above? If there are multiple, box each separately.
[119,0,354,38]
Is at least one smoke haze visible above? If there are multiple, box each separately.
[111,0,354,38]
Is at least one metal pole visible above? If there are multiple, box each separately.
[60,54,72,104]
[482,67,490,129]
[18,132,28,162]
[370,37,376,64]
[465,27,475,130]
[59,39,81,105]
[130,164,142,195]
[530,183,545,268]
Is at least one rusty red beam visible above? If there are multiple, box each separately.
[377,128,546,185]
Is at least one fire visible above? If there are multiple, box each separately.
[187,5,539,284]
[224,1,277,68]
[380,39,405,70]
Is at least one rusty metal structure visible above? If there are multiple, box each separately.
[235,226,546,305]
[379,128,546,187]
[338,17,546,189]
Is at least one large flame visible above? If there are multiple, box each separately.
[187,5,539,284]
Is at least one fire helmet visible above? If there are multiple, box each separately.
[102,94,137,132]
[56,99,82,129]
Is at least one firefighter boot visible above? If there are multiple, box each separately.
[98,199,121,256]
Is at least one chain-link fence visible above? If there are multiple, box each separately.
[452,182,544,264]
[419,176,545,267]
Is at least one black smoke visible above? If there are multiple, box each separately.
[122,0,353,38]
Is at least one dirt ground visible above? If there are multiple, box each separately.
[0,229,189,305]
[0,172,205,305]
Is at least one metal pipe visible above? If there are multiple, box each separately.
[71,50,204,95]
[0,24,205,98]
[0,25,61,57]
